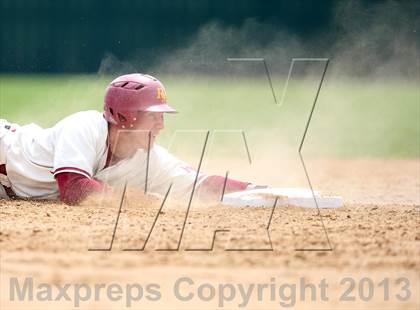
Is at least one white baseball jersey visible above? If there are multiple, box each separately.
[0,111,206,200]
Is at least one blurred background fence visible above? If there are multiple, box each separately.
[2,0,334,73]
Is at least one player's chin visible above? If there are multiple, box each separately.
[136,139,155,152]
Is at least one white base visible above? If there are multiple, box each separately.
[221,187,343,208]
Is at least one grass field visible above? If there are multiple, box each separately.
[0,74,418,158]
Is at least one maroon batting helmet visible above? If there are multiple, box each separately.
[104,73,177,128]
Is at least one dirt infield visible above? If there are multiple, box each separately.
[1,158,419,309]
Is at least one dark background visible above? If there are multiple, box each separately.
[0,0,417,73]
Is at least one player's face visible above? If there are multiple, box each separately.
[110,111,165,159]
[118,111,165,154]
[131,111,165,148]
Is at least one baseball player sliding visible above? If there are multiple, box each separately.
[0,74,257,204]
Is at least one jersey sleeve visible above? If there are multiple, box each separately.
[52,116,100,179]
[148,146,207,197]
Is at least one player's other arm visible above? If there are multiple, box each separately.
[51,111,107,205]
[55,172,104,205]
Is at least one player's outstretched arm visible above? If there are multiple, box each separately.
[196,175,267,201]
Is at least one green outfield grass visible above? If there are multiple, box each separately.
[0,74,418,158]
